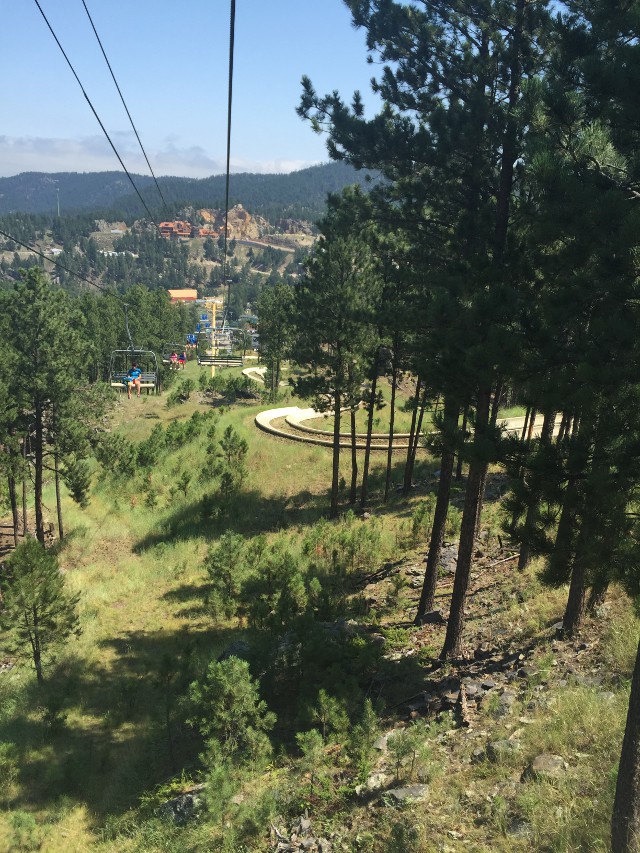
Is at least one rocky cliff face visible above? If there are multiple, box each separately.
[196,205,314,241]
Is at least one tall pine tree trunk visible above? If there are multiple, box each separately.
[349,407,358,505]
[518,408,557,571]
[587,578,608,613]
[384,348,398,503]
[54,451,64,542]
[563,419,601,637]
[330,387,342,519]
[360,349,380,509]
[441,386,491,658]
[415,396,459,621]
[456,404,469,480]
[562,542,586,638]
[22,436,28,538]
[511,404,534,534]
[611,636,640,852]
[403,377,422,493]
[474,379,502,537]
[34,406,45,544]
[7,472,19,547]
[557,412,570,442]
[406,385,428,491]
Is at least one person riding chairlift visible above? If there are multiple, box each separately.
[125,363,142,399]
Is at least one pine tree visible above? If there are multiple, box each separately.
[300,0,552,655]
[291,232,379,517]
[9,269,87,543]
[256,282,294,401]
[0,539,80,683]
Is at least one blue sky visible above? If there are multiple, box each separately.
[1,1,380,178]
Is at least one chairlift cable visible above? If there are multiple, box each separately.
[80,0,168,211]
[0,224,159,389]
[32,0,162,230]
[0,226,103,291]
[122,303,135,351]
[222,0,236,321]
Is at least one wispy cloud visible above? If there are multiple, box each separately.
[0,135,322,178]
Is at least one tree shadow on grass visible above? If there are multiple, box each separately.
[133,487,328,553]
[0,623,240,821]
[162,581,212,619]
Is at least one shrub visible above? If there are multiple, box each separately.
[188,657,275,765]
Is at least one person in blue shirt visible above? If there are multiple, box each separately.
[125,363,142,399]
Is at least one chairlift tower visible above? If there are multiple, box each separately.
[202,297,218,376]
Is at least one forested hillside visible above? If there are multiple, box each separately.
[0,162,377,221]
[2,1,640,852]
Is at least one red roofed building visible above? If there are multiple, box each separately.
[168,289,198,302]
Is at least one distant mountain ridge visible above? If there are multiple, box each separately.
[0,162,377,222]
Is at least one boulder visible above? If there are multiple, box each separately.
[416,609,447,626]
[522,753,568,781]
[385,784,429,804]
[157,784,205,824]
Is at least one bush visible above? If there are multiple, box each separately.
[166,379,195,407]
[188,657,275,765]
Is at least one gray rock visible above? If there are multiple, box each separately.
[385,784,429,804]
[517,666,537,679]
[500,689,517,705]
[522,753,568,781]
[217,639,251,662]
[373,734,390,751]
[471,747,486,764]
[416,609,447,626]
[366,772,388,791]
[157,784,205,824]
[486,740,521,763]
[295,815,312,835]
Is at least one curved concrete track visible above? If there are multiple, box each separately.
[255,406,561,451]
[255,406,411,450]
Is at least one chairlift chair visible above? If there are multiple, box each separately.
[161,342,185,367]
[109,347,160,394]
[108,303,160,393]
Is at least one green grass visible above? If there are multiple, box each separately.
[0,379,636,853]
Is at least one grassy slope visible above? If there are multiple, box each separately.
[0,363,636,852]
